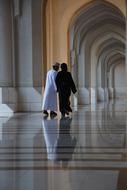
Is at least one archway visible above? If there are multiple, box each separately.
[69,0,125,106]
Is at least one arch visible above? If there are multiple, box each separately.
[68,0,125,105]
[66,0,126,62]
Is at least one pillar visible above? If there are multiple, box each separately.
[0,0,17,116]
[15,0,44,111]
[125,0,127,101]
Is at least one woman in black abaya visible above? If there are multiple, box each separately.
[55,63,77,117]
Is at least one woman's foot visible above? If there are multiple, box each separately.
[61,112,65,117]
[65,111,69,115]
[67,107,72,112]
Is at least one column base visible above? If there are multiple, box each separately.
[0,104,16,117]
[17,87,42,112]
[108,87,114,99]
[0,87,44,114]
[97,87,104,101]
[0,87,17,117]
[78,88,90,105]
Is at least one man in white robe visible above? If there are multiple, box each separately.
[42,63,60,117]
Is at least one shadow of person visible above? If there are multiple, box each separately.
[55,117,77,166]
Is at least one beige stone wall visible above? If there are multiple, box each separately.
[46,0,126,68]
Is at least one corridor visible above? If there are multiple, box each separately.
[0,100,127,190]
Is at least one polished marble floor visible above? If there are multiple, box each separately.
[0,99,127,189]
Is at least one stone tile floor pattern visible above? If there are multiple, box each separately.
[0,99,127,189]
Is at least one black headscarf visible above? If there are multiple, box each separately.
[61,63,67,72]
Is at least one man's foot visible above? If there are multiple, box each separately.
[43,110,48,116]
[50,111,57,118]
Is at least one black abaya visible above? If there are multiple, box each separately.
[55,71,77,115]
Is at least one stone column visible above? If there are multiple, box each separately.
[124,0,127,145]
[97,87,105,101]
[77,53,90,105]
[108,69,114,99]
[0,1,13,86]
[90,87,97,111]
[126,0,127,93]
[70,51,78,107]
[90,62,97,109]
[0,0,17,116]
[15,0,43,111]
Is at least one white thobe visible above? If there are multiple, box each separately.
[42,69,58,111]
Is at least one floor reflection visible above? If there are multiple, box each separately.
[42,117,77,166]
[54,118,77,167]
[42,118,59,160]
[0,100,127,189]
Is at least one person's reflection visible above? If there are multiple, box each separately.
[42,117,77,166]
[42,118,59,160]
[55,117,77,166]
